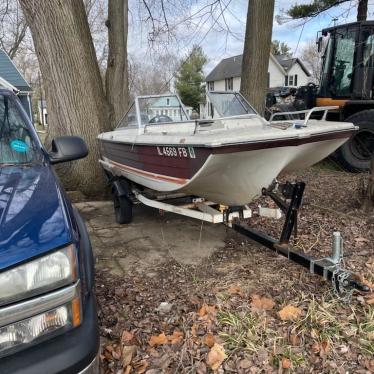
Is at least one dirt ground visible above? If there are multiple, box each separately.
[76,167,374,374]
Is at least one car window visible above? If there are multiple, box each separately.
[0,95,40,165]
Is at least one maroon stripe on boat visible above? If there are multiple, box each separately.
[100,141,210,179]
[99,129,353,179]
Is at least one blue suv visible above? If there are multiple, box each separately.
[0,89,100,373]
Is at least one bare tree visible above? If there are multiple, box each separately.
[240,0,275,114]
[0,0,28,59]
[300,39,323,84]
[129,52,178,97]
[19,0,128,195]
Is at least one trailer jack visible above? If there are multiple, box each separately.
[232,181,370,302]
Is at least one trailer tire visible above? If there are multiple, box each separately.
[112,182,133,224]
[337,110,374,172]
[113,193,133,224]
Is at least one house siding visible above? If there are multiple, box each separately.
[206,54,311,92]
[285,64,310,87]
[208,58,285,91]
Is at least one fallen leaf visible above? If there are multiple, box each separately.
[191,324,198,337]
[203,333,215,347]
[321,340,330,355]
[366,297,374,305]
[123,365,132,374]
[122,345,137,367]
[207,343,227,371]
[198,303,216,317]
[250,294,275,311]
[122,330,134,344]
[112,348,121,360]
[311,342,320,354]
[278,305,302,321]
[289,333,301,346]
[134,360,149,373]
[228,284,244,296]
[149,333,168,347]
[168,330,183,344]
[354,237,369,244]
[282,357,291,369]
[239,358,252,369]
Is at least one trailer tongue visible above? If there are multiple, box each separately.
[231,181,370,303]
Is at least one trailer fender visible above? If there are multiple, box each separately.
[112,178,131,198]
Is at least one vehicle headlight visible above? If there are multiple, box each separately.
[0,296,82,356]
[0,245,78,306]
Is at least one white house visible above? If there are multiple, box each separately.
[148,95,193,121]
[205,53,311,91]
[38,100,48,127]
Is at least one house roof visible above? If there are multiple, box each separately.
[205,53,311,81]
[0,50,31,92]
[274,55,311,77]
[205,54,243,82]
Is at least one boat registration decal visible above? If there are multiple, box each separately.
[157,146,196,159]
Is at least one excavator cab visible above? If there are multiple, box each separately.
[314,21,374,172]
[318,21,374,103]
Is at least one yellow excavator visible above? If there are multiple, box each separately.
[272,20,374,172]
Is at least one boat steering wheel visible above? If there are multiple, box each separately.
[149,115,173,124]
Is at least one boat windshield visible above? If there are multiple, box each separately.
[117,95,189,129]
[207,91,256,117]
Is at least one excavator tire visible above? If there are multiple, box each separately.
[337,110,374,172]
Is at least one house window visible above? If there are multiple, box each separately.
[166,98,170,105]
[225,77,233,91]
[285,76,288,86]
[285,75,298,87]
[207,81,214,91]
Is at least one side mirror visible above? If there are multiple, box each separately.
[49,136,88,164]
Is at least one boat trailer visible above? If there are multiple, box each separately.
[109,176,370,301]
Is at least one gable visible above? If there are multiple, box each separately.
[274,55,311,77]
[206,54,286,82]
[0,50,31,91]
[205,55,243,82]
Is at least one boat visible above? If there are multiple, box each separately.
[98,91,356,206]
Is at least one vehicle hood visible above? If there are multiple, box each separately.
[0,164,72,270]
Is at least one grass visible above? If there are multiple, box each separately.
[290,295,348,350]
[272,347,306,370]
[358,306,374,355]
[217,310,267,352]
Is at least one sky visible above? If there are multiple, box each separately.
[127,0,374,73]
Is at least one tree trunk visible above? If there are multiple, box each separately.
[240,0,275,115]
[357,0,368,21]
[106,0,129,126]
[19,0,110,196]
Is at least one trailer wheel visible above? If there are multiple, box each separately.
[338,110,374,172]
[113,191,133,224]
